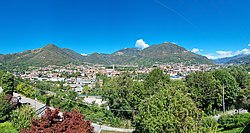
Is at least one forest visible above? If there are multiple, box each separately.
[0,66,249,133]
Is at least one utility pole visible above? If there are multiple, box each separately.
[222,84,225,113]
[34,82,37,110]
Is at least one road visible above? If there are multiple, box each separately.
[0,87,134,133]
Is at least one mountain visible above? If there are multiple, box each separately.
[0,44,84,67]
[0,42,213,67]
[83,42,213,66]
[214,54,250,64]
[138,43,213,65]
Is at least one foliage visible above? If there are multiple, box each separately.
[103,69,171,120]
[0,93,10,122]
[10,105,37,131]
[103,74,135,119]
[21,108,95,133]
[228,66,250,89]
[236,88,250,112]
[0,121,18,133]
[201,117,218,133]
[212,69,239,109]
[0,70,4,86]
[82,85,92,95]
[16,83,34,98]
[1,72,15,95]
[186,71,222,114]
[134,87,203,133]
[218,113,250,131]
[143,68,170,96]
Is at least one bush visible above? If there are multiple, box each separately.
[10,105,37,131]
[201,116,218,132]
[0,122,18,133]
[218,113,250,130]
[0,93,10,122]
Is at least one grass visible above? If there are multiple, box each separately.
[101,130,131,133]
[220,128,241,133]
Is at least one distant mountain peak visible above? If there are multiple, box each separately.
[43,44,59,49]
[0,44,84,67]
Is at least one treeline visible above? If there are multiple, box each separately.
[101,66,250,132]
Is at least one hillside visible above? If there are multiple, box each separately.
[0,43,214,67]
[83,42,213,65]
[138,43,213,65]
[214,54,250,64]
[0,44,84,67]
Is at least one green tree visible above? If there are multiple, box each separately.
[82,85,92,95]
[134,87,203,133]
[212,69,239,109]
[10,105,37,131]
[236,89,250,112]
[0,70,5,86]
[0,121,18,133]
[103,74,134,118]
[228,66,250,89]
[0,93,10,122]
[143,68,170,96]
[16,83,34,98]
[2,73,15,95]
[186,72,222,114]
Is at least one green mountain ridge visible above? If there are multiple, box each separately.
[0,44,83,67]
[83,42,214,66]
[214,54,250,64]
[0,43,214,67]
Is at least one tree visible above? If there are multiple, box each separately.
[0,70,4,86]
[236,88,250,112]
[143,68,170,96]
[16,83,34,98]
[0,93,10,122]
[0,121,18,133]
[10,105,37,131]
[228,66,250,89]
[103,74,134,118]
[212,69,240,109]
[82,85,92,95]
[2,72,15,95]
[21,108,95,133]
[186,72,222,114]
[134,87,204,133]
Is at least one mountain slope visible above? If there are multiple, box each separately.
[83,42,213,65]
[1,44,84,66]
[139,43,213,65]
[0,42,214,67]
[214,54,250,64]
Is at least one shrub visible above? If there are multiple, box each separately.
[218,113,250,130]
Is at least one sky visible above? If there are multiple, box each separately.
[0,0,250,59]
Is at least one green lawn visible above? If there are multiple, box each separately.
[101,130,131,133]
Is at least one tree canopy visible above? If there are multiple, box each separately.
[1,72,15,95]
[186,71,222,114]
[134,87,203,133]
[21,108,95,133]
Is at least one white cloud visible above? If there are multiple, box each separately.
[248,44,250,46]
[191,48,200,53]
[205,49,250,59]
[135,39,149,49]
[216,50,232,56]
[81,53,88,56]
[235,48,250,55]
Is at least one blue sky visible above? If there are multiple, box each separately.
[0,0,250,59]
